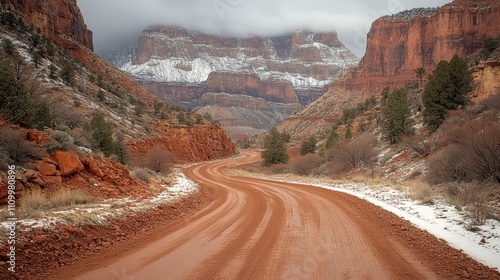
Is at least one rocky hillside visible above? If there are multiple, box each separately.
[0,0,235,204]
[109,26,359,138]
[0,0,235,161]
[279,0,500,139]
[0,2,235,277]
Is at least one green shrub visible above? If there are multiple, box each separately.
[44,130,77,152]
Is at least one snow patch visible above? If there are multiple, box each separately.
[235,173,500,271]
[0,169,199,235]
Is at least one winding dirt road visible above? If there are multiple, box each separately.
[53,150,500,279]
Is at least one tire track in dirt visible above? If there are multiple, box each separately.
[54,150,500,279]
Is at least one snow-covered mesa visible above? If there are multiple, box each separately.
[118,32,359,89]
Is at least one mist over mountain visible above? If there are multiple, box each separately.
[77,0,451,57]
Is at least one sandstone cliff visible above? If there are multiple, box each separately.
[280,0,500,139]
[1,0,93,50]
[129,124,235,163]
[471,58,500,102]
[348,0,500,92]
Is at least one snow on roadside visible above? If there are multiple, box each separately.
[149,172,199,205]
[0,169,199,234]
[234,172,500,271]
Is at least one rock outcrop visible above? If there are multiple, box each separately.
[54,151,85,176]
[129,124,235,163]
[1,0,93,50]
[347,0,500,92]
[471,58,500,102]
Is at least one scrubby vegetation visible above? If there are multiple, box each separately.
[251,52,498,228]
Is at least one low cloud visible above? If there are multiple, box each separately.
[77,0,450,57]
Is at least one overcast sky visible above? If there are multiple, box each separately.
[77,0,450,58]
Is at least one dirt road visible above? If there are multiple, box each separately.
[54,150,500,279]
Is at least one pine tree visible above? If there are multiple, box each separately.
[344,127,352,139]
[1,38,17,57]
[325,127,339,150]
[449,54,473,108]
[414,67,426,87]
[60,60,75,85]
[261,127,289,166]
[423,55,473,132]
[300,137,317,155]
[89,115,115,156]
[382,87,413,144]
[0,60,51,128]
[423,61,453,131]
[48,64,57,79]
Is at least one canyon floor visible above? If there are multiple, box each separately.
[45,150,500,280]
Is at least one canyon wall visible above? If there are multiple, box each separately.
[280,0,500,139]
[346,0,500,93]
[2,0,93,50]
[111,26,359,138]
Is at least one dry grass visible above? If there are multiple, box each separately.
[50,189,91,209]
[19,188,92,218]
[290,154,321,176]
[399,180,435,204]
[19,189,47,218]
[350,174,385,185]
[132,167,154,183]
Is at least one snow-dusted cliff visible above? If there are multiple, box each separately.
[112,26,359,90]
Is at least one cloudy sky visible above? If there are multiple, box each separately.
[77,0,450,58]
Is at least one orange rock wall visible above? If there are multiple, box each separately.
[130,125,236,163]
[348,0,500,93]
[2,0,93,50]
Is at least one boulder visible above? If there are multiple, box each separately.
[54,151,84,176]
[81,156,104,178]
[33,161,57,176]
[28,130,51,145]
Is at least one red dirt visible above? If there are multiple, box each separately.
[44,150,500,280]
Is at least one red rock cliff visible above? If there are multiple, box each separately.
[206,72,299,104]
[129,124,236,163]
[2,0,93,50]
[348,0,500,93]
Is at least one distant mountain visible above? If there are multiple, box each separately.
[108,26,359,138]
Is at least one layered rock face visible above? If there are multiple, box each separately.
[280,0,500,138]
[121,26,358,89]
[1,0,93,50]
[347,0,500,92]
[110,26,359,138]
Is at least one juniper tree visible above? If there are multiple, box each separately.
[300,137,317,155]
[423,55,473,132]
[423,61,453,131]
[381,87,413,144]
[88,115,115,156]
[414,67,426,87]
[261,127,289,166]
[449,54,473,108]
